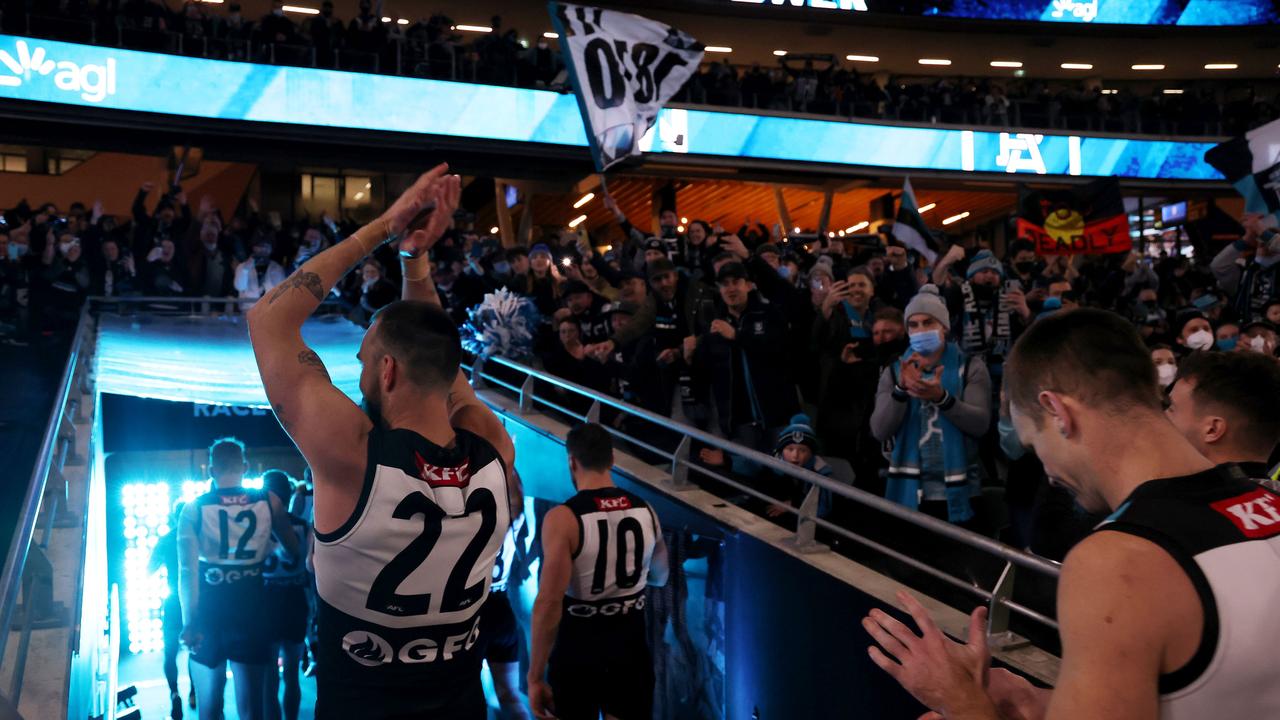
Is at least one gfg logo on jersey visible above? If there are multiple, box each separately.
[342,631,394,667]
[342,620,481,667]
[567,594,646,618]
[0,39,117,102]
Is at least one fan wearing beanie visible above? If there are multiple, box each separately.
[869,285,992,526]
[760,414,834,522]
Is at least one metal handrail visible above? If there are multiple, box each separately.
[0,305,92,672]
[474,354,1061,578]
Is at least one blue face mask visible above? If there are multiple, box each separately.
[493,261,511,276]
[908,330,943,355]
[7,243,26,260]
[777,265,792,280]
[1216,336,1238,352]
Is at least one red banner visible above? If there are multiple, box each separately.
[1016,214,1132,255]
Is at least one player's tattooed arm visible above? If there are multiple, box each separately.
[298,349,332,381]
[268,271,325,304]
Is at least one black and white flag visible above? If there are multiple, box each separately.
[1205,116,1280,221]
[550,3,704,171]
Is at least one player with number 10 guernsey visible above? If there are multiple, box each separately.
[528,423,670,720]
[247,164,521,719]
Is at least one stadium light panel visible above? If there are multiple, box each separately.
[1060,63,1093,70]
[918,58,951,66]
[1204,63,1237,70]
[282,5,319,14]
[990,61,1022,68]
[846,55,879,63]
[918,203,936,213]
[942,211,970,225]
[1131,64,1165,71]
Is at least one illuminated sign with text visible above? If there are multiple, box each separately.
[708,0,1276,25]
[0,35,1222,181]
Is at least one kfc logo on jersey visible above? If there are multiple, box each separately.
[594,495,633,512]
[414,453,471,489]
[1211,488,1280,539]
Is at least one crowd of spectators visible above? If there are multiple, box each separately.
[0,182,400,337]
[687,56,1280,138]
[3,179,1278,561]
[2,2,1277,138]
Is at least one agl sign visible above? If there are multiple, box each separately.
[0,39,116,102]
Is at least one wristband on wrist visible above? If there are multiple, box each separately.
[402,253,431,282]
[352,218,396,255]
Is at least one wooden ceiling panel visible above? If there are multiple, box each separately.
[519,176,1016,245]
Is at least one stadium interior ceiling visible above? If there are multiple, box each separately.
[216,0,1280,81]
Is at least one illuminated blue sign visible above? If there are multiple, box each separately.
[0,35,1222,181]
[712,0,1278,25]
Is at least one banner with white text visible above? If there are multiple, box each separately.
[550,3,704,171]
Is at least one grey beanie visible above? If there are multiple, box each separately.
[904,284,951,331]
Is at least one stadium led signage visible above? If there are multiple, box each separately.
[727,0,867,11]
[713,0,1277,25]
[0,35,1223,182]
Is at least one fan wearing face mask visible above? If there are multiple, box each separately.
[1173,309,1215,357]
[870,285,992,527]
[1210,212,1280,324]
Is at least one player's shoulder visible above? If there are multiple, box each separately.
[1061,530,1191,603]
[542,505,578,545]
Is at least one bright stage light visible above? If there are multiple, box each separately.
[120,480,173,654]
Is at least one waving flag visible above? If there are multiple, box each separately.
[1205,116,1280,221]
[891,178,938,264]
[1016,177,1130,255]
[550,3,704,171]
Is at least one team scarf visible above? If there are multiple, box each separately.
[885,342,975,524]
[959,281,1012,368]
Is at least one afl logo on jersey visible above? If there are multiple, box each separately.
[413,452,471,489]
[342,631,393,667]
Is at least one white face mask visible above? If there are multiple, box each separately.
[1156,363,1177,387]
[1186,329,1214,352]
[1250,335,1269,353]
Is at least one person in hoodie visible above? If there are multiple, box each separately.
[1211,212,1280,324]
[691,261,800,457]
[870,284,991,527]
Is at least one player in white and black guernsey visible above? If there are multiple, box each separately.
[529,423,669,720]
[477,505,532,719]
[863,309,1280,718]
[261,470,312,720]
[248,165,521,720]
[178,438,300,720]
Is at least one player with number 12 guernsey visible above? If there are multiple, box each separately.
[247,164,522,719]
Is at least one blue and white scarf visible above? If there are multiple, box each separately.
[885,342,975,523]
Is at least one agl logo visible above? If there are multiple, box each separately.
[0,39,116,102]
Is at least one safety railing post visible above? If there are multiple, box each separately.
[518,375,535,414]
[470,354,487,390]
[790,484,825,554]
[585,399,601,424]
[986,561,1030,652]
[669,435,691,490]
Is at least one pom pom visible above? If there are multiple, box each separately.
[459,288,541,362]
